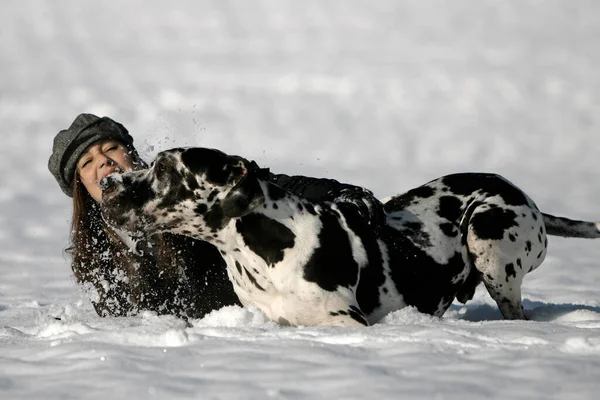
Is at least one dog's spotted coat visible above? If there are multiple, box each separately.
[101,147,600,326]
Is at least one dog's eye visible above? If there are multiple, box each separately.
[154,161,169,175]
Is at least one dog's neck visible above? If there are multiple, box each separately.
[253,179,324,225]
[212,179,324,266]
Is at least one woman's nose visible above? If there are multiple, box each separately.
[97,155,114,168]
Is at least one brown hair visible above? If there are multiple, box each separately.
[66,151,187,317]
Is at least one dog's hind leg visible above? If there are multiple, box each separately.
[464,202,547,320]
[468,236,528,320]
[482,271,526,319]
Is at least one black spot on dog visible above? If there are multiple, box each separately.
[181,148,231,184]
[272,203,279,210]
[412,185,436,198]
[525,241,532,253]
[185,173,200,191]
[236,214,296,266]
[235,260,243,274]
[304,203,317,215]
[195,203,208,215]
[471,208,518,240]
[442,173,528,206]
[385,185,435,211]
[303,209,360,293]
[267,184,287,202]
[437,196,463,222]
[440,222,458,237]
[537,251,544,259]
[207,190,219,202]
[243,266,265,291]
[505,263,516,282]
[508,233,516,242]
[411,185,436,198]
[297,203,304,212]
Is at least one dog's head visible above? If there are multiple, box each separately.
[100,147,268,238]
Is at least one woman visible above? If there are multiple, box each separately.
[49,113,384,319]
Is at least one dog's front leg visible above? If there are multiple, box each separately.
[283,286,369,327]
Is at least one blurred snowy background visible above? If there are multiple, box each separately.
[1,1,599,399]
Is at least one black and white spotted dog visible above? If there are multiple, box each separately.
[100,147,600,326]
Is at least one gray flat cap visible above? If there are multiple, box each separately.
[48,113,135,196]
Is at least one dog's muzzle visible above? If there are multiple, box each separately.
[100,175,122,202]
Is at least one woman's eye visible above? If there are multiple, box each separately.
[80,159,91,169]
[105,145,118,152]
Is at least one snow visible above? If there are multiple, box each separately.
[1,0,600,398]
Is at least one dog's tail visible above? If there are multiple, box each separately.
[543,213,600,238]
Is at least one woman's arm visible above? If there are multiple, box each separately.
[269,173,385,231]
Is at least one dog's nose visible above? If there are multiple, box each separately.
[100,176,114,192]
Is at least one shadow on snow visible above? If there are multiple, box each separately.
[449,300,600,322]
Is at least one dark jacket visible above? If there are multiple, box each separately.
[91,173,383,319]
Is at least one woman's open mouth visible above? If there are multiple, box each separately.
[100,167,124,181]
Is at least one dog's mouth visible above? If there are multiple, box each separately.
[99,175,124,204]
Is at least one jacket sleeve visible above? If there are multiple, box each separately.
[72,254,134,317]
[72,227,162,318]
[268,173,359,202]
[268,172,385,231]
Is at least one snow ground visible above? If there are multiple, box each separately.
[1,1,599,399]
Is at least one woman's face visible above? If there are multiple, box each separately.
[77,139,136,202]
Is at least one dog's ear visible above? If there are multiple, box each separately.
[221,158,268,218]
